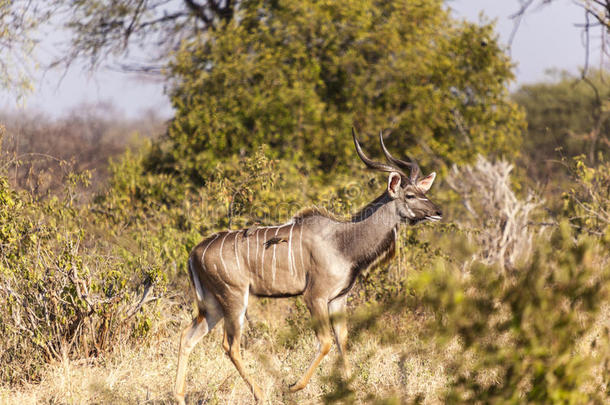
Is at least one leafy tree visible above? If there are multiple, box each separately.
[152,0,524,185]
[2,0,525,186]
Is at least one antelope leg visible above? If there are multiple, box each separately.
[329,296,351,377]
[174,309,222,404]
[289,297,332,392]
[224,315,264,402]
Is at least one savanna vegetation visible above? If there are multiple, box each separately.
[1,0,609,403]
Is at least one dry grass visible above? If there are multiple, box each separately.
[0,296,449,405]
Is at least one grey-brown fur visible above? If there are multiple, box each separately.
[174,129,442,404]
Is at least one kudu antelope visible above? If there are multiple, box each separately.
[174,129,442,403]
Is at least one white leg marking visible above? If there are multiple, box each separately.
[287,222,295,276]
[189,257,204,302]
[234,232,241,273]
[239,289,249,327]
[219,231,232,277]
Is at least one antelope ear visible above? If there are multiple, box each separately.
[387,172,402,198]
[416,172,436,193]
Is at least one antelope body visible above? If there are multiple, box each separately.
[174,129,442,403]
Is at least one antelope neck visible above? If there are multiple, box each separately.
[336,192,399,266]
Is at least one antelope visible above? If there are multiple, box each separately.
[174,129,442,404]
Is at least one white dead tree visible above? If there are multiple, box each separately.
[447,155,541,271]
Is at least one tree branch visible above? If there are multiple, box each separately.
[184,0,211,25]
[508,0,536,52]
[123,0,147,50]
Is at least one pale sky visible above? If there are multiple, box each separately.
[0,0,604,119]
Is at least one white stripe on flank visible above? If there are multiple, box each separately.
[201,233,220,263]
[261,228,269,278]
[299,223,305,273]
[287,222,295,276]
[271,226,281,285]
[246,230,251,269]
[234,232,241,273]
[219,231,232,276]
[255,229,260,277]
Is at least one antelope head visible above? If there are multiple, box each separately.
[352,128,442,224]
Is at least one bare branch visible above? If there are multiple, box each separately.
[583,9,591,78]
[124,282,156,321]
[123,0,147,50]
[184,0,211,25]
[447,156,542,272]
[508,0,536,52]
[509,1,609,79]
[45,1,241,74]
[138,11,190,29]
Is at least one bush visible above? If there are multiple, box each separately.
[410,222,610,403]
[563,156,610,238]
[0,164,167,383]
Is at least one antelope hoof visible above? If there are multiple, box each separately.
[343,363,352,379]
[253,385,264,402]
[288,381,305,393]
[174,393,186,405]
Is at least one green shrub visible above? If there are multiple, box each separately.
[410,222,609,403]
[563,156,610,238]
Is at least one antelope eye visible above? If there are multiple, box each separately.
[406,194,415,199]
